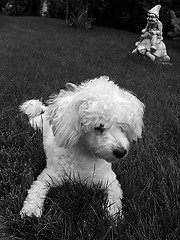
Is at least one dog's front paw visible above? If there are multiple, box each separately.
[20,205,42,218]
[108,203,121,216]
[107,199,123,220]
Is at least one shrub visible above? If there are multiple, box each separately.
[47,0,65,18]
[2,0,42,16]
[46,0,180,34]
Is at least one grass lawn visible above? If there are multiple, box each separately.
[0,15,180,239]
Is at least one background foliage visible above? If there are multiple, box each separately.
[47,0,180,33]
[0,0,180,33]
[0,0,42,16]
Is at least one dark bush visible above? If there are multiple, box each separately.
[1,0,180,34]
[47,0,65,18]
[46,0,180,34]
[2,0,42,16]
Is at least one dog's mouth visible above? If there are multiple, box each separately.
[96,149,128,163]
[104,155,127,163]
[105,158,121,163]
[91,141,129,162]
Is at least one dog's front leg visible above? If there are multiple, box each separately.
[20,168,59,218]
[105,172,123,218]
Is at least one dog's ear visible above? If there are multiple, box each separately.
[116,90,145,142]
[46,91,84,147]
[127,94,145,141]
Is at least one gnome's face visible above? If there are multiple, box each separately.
[147,13,158,24]
[147,5,161,24]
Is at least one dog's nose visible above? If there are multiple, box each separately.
[113,149,127,158]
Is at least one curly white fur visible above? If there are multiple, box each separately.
[20,76,145,219]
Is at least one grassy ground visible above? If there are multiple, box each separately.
[0,15,180,239]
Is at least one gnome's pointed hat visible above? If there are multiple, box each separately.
[148,4,161,18]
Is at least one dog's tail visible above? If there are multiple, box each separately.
[20,99,47,131]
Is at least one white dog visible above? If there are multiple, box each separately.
[20,76,145,219]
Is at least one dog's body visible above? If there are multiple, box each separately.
[20,76,144,218]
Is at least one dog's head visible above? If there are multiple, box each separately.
[47,76,145,163]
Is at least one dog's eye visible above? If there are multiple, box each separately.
[94,124,105,134]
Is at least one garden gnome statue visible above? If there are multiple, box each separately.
[141,5,162,52]
[132,5,171,63]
